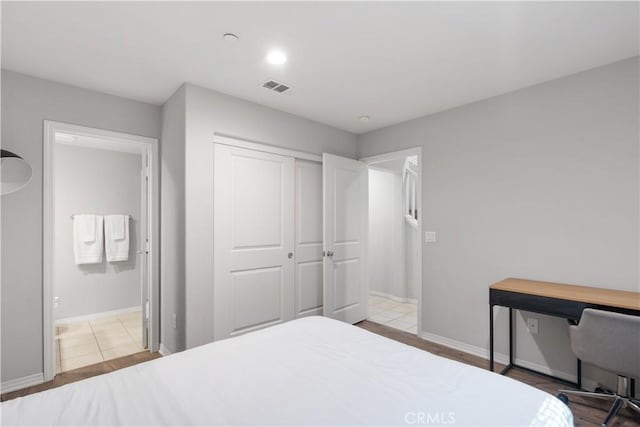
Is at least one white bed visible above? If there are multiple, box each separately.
[1,316,572,426]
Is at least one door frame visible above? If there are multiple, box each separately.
[43,121,159,381]
[360,147,423,337]
[213,134,322,162]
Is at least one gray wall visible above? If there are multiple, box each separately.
[182,83,358,349]
[357,57,639,385]
[160,85,186,353]
[54,144,142,320]
[1,70,161,382]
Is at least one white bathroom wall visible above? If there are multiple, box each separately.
[54,144,142,320]
[368,167,406,300]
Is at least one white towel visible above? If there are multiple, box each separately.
[110,215,125,240]
[78,214,96,243]
[73,215,104,264]
[105,215,130,262]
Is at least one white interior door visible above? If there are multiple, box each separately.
[322,153,368,324]
[294,160,323,317]
[214,144,295,340]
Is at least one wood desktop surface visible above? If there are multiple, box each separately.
[490,278,640,311]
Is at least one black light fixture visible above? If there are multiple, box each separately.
[1,149,33,195]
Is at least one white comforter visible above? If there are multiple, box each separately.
[1,316,572,426]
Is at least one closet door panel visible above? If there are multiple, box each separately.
[297,261,322,314]
[214,144,295,340]
[230,154,284,248]
[231,267,283,331]
[295,160,323,317]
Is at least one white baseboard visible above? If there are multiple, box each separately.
[56,306,141,325]
[370,290,417,304]
[421,331,508,364]
[420,331,598,391]
[158,344,172,356]
[1,373,45,394]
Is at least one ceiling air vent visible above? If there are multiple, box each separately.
[262,79,292,94]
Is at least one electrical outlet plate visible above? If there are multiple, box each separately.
[425,231,437,243]
[527,318,539,334]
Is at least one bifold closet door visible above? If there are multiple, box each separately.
[213,144,295,340]
[322,153,368,324]
[294,160,323,317]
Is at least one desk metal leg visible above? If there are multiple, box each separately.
[508,307,514,365]
[489,304,494,372]
[577,359,582,389]
[500,307,515,375]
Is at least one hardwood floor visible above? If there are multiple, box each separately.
[2,324,639,427]
[357,320,640,427]
[1,351,161,402]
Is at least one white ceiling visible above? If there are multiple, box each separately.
[2,2,638,134]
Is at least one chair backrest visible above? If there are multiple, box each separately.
[569,309,640,379]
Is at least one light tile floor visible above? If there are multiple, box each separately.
[56,311,144,373]
[368,295,418,334]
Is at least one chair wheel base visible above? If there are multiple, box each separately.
[557,393,569,405]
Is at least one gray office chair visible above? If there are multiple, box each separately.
[558,309,640,426]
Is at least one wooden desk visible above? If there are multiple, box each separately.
[489,278,640,388]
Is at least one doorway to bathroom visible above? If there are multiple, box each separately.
[43,121,159,380]
[362,148,422,336]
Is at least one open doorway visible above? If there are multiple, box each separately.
[43,121,158,380]
[362,148,422,335]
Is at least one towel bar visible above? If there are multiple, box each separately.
[70,214,132,219]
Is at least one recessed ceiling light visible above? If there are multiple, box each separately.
[267,50,287,65]
[358,116,370,123]
[223,33,239,41]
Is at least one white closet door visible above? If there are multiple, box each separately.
[213,144,295,340]
[294,160,323,317]
[322,153,368,324]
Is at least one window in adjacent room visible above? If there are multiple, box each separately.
[404,159,418,227]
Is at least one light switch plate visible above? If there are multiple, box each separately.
[425,231,437,243]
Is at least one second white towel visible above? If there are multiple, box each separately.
[104,214,130,262]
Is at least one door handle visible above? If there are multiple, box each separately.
[288,252,293,259]
[136,250,148,255]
